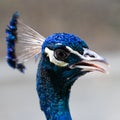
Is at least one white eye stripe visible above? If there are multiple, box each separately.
[66,46,84,58]
[66,46,102,61]
[45,47,68,67]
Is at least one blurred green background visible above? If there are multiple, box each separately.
[0,0,120,120]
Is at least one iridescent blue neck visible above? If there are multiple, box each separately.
[36,58,73,120]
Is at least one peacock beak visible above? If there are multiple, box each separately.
[70,48,109,73]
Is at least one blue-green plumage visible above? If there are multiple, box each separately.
[36,33,89,120]
[6,13,108,120]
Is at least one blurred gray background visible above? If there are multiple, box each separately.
[0,0,120,120]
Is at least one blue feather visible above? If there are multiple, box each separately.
[6,12,25,72]
[42,33,89,54]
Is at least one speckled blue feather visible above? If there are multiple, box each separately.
[6,12,25,72]
[42,33,88,54]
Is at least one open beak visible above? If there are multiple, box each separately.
[70,48,109,74]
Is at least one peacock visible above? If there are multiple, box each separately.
[6,12,108,120]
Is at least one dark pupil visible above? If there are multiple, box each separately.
[54,49,69,60]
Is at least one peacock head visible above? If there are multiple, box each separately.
[40,33,108,86]
[6,13,109,120]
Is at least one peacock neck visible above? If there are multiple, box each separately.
[36,59,72,120]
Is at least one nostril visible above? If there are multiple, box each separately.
[84,53,95,58]
[90,54,95,58]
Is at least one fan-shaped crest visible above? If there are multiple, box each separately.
[6,12,45,72]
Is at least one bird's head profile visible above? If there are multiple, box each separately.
[39,33,108,87]
[6,12,109,120]
[36,32,108,120]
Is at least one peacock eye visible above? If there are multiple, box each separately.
[54,48,70,61]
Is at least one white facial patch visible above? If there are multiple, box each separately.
[45,47,68,67]
[66,46,105,62]
[66,46,82,58]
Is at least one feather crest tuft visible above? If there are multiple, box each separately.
[6,12,45,72]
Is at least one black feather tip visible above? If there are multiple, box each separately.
[6,12,25,73]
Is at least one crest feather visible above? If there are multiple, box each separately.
[6,12,45,72]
